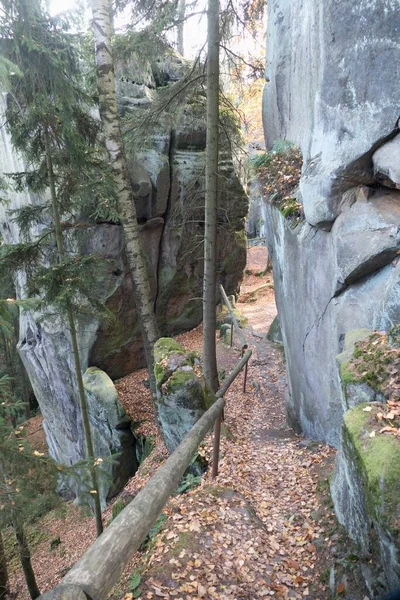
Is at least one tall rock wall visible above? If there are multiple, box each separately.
[263,0,400,445]
[0,43,248,500]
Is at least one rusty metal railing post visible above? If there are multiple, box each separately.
[243,360,248,393]
[240,347,248,393]
[212,410,222,479]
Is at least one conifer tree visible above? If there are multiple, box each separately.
[0,0,117,536]
[91,0,160,400]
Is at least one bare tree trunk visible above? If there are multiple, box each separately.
[90,0,160,399]
[44,131,103,537]
[202,0,220,393]
[177,0,185,56]
[0,532,8,600]
[14,523,40,600]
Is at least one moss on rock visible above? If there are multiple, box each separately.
[166,369,196,394]
[216,304,248,328]
[345,404,400,536]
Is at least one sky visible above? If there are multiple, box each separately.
[49,0,208,59]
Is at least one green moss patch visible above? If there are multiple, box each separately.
[216,305,248,328]
[166,369,196,394]
[345,404,400,534]
[154,338,185,362]
[154,338,186,386]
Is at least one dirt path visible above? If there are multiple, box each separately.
[7,248,368,600]
[107,249,368,600]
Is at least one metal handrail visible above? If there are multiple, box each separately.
[39,350,252,600]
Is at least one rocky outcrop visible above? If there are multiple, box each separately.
[0,43,248,500]
[154,338,210,453]
[263,0,400,445]
[264,1,400,588]
[331,405,400,593]
[83,368,137,505]
[264,0,399,227]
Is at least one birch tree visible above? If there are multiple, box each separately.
[177,0,186,55]
[91,0,160,398]
[202,0,220,392]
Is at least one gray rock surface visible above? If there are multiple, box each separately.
[83,367,137,505]
[266,315,283,344]
[331,406,400,592]
[263,0,400,444]
[0,43,248,500]
[373,133,400,190]
[264,0,400,585]
[265,197,400,446]
[154,338,208,453]
[263,0,400,226]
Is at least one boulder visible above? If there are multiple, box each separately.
[266,315,283,344]
[83,367,137,505]
[373,134,400,190]
[154,338,210,453]
[331,405,400,591]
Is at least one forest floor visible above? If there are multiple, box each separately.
[7,247,370,600]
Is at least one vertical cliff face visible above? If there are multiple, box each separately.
[0,44,248,501]
[263,0,400,445]
[264,0,399,226]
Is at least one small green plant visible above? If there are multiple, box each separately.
[140,513,167,551]
[111,499,126,521]
[176,473,202,494]
[251,152,273,170]
[140,436,155,463]
[129,571,142,597]
[279,197,302,219]
[49,537,61,551]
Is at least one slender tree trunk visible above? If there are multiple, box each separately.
[90,0,160,400]
[44,131,103,537]
[0,532,8,600]
[177,0,186,56]
[203,0,220,393]
[13,523,40,600]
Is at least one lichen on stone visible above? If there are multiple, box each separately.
[344,404,400,536]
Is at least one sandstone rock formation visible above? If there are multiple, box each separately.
[263,0,400,588]
[0,42,248,501]
[154,338,210,453]
[331,405,400,591]
[264,0,399,228]
[82,368,137,506]
[263,0,400,446]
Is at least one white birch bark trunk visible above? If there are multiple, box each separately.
[91,0,160,396]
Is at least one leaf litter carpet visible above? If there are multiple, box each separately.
[8,248,368,600]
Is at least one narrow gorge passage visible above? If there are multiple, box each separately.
[9,250,369,600]
[107,247,370,600]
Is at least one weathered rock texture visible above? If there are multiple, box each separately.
[263,0,400,446]
[0,44,247,500]
[154,338,209,453]
[264,0,399,227]
[331,405,400,592]
[264,0,400,588]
